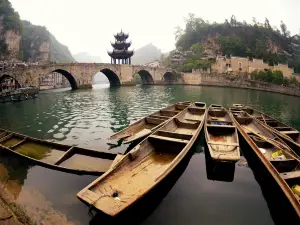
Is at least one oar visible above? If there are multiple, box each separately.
[243,126,300,163]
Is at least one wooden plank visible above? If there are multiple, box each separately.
[280,171,300,180]
[208,141,239,147]
[0,134,13,143]
[159,110,177,117]
[175,119,200,129]
[155,130,193,140]
[54,146,75,165]
[146,117,165,125]
[281,131,300,135]
[149,135,189,144]
[0,132,8,139]
[109,154,125,169]
[206,124,235,128]
[10,138,27,149]
[148,115,170,120]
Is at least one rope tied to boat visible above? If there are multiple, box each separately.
[88,185,128,213]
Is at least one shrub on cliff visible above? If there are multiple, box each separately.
[251,69,299,86]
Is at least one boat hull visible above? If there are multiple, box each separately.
[77,103,207,216]
[0,129,117,175]
[229,110,300,217]
[204,105,240,163]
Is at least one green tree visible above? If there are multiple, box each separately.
[190,43,204,58]
[218,35,246,57]
[280,21,290,38]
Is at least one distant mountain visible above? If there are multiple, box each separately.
[50,33,74,62]
[73,52,102,63]
[131,43,162,65]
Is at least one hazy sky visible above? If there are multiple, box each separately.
[10,0,299,62]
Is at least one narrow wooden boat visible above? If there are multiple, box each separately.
[232,104,300,156]
[204,105,240,162]
[77,102,207,216]
[0,129,117,175]
[229,109,300,217]
[109,101,191,143]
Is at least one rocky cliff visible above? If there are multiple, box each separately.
[0,0,74,62]
[0,0,22,60]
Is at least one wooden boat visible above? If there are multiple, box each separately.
[77,102,207,216]
[204,105,240,162]
[0,129,117,175]
[231,104,300,156]
[109,101,191,143]
[229,109,300,217]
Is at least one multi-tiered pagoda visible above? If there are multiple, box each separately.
[108,30,134,64]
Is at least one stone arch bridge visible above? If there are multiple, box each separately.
[0,63,183,90]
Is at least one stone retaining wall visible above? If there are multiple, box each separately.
[182,72,300,97]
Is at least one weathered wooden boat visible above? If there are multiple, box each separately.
[204,105,240,162]
[232,104,300,156]
[77,102,207,216]
[0,129,117,175]
[109,101,191,143]
[229,109,300,217]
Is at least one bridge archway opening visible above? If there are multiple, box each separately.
[100,69,121,86]
[136,70,154,85]
[0,75,21,92]
[163,72,180,84]
[92,72,110,88]
[44,69,78,90]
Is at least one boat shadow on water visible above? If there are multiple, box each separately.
[239,133,300,224]
[204,142,236,182]
[88,137,203,225]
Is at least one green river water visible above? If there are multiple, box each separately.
[0,84,299,224]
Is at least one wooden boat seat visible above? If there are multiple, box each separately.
[146,117,165,125]
[175,118,200,129]
[185,119,200,122]
[273,127,292,131]
[149,135,189,144]
[150,115,170,120]
[160,110,177,117]
[208,141,239,147]
[280,171,300,180]
[206,124,235,128]
[155,130,192,141]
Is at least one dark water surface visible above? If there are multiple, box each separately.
[0,84,299,224]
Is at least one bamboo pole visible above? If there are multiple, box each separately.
[243,126,300,163]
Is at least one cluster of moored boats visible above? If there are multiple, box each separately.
[0,101,300,217]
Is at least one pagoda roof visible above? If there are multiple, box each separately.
[114,30,129,41]
[108,49,134,59]
[111,41,131,50]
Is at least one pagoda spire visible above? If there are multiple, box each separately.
[108,30,134,65]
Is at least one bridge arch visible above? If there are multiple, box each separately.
[50,69,78,90]
[0,75,21,92]
[136,70,154,85]
[100,68,121,86]
[163,72,181,84]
